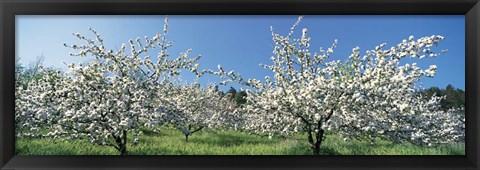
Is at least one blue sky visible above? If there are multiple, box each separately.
[16,15,465,91]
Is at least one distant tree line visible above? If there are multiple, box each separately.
[15,56,463,114]
[224,85,465,111]
[224,87,247,105]
[420,84,465,111]
[15,55,51,88]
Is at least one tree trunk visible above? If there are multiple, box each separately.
[184,126,203,142]
[116,130,128,155]
[308,129,325,155]
[119,143,127,155]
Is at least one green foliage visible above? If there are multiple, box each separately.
[226,86,237,100]
[15,55,51,88]
[235,90,247,105]
[16,128,464,155]
[421,84,465,111]
[224,87,247,105]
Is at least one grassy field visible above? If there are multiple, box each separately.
[16,127,465,155]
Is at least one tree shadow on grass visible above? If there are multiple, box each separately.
[139,128,164,136]
[319,146,342,155]
[275,142,341,155]
[189,133,282,147]
[279,144,310,155]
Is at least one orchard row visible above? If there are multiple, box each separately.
[15,16,465,155]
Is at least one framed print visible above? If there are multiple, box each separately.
[1,0,479,170]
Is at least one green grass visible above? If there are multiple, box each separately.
[16,127,465,155]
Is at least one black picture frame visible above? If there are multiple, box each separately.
[1,0,479,170]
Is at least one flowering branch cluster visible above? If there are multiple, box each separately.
[154,80,241,141]
[217,16,464,155]
[16,17,208,155]
[15,16,465,156]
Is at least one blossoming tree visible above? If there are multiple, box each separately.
[15,68,71,138]
[157,81,241,141]
[15,16,465,156]
[215,17,464,155]
[16,17,203,155]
